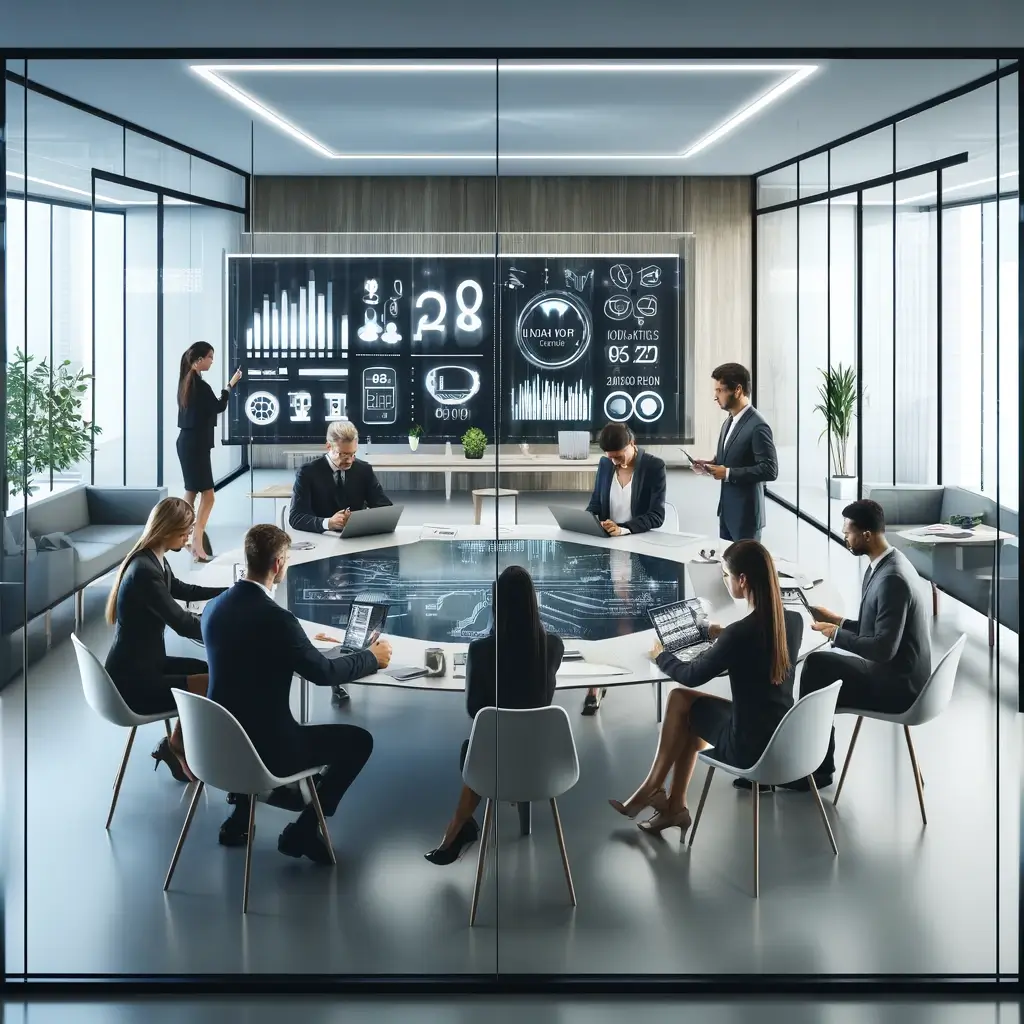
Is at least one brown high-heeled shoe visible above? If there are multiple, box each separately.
[152,737,189,783]
[608,786,669,820]
[637,807,693,839]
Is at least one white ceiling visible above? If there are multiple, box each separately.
[5,58,1018,194]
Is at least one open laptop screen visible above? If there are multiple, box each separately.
[649,598,708,653]
[342,601,389,650]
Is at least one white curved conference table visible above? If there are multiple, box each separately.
[190,523,840,723]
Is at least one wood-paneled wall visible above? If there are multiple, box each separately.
[249,175,751,459]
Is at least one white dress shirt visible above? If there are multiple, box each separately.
[323,453,346,533]
[608,472,633,535]
[722,403,752,481]
[239,578,275,599]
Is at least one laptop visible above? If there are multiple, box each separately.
[649,598,716,663]
[339,504,404,539]
[549,504,609,538]
[326,600,389,659]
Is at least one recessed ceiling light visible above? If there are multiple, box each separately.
[191,62,816,163]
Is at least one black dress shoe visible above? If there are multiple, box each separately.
[581,688,606,716]
[278,821,334,865]
[331,685,351,704]
[151,737,189,783]
[779,771,834,792]
[732,778,775,793]
[425,818,480,866]
[219,811,250,848]
[264,783,308,813]
[201,532,213,557]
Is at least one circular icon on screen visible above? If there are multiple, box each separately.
[604,295,633,321]
[604,391,633,422]
[426,365,481,406]
[515,290,592,371]
[244,391,280,426]
[609,263,633,289]
[633,390,664,423]
[635,294,658,318]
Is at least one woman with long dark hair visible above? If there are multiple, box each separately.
[104,497,226,780]
[176,342,241,562]
[609,540,802,838]
[425,565,564,865]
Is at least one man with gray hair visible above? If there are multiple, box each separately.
[288,421,392,536]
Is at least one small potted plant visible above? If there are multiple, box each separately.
[813,363,860,501]
[407,423,424,452]
[461,426,488,460]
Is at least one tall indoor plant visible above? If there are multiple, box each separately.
[5,348,99,498]
[813,363,858,501]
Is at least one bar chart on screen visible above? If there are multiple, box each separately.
[245,272,348,361]
[511,376,593,421]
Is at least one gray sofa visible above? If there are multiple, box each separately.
[865,484,1019,641]
[1,485,166,686]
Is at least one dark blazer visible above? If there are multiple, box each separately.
[177,379,229,449]
[713,406,778,540]
[464,630,565,719]
[288,456,392,534]
[202,581,379,776]
[657,609,802,765]
[585,449,666,533]
[833,547,932,695]
[105,550,225,688]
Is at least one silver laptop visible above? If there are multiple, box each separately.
[549,504,609,538]
[339,504,404,539]
[649,598,716,663]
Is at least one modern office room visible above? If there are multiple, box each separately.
[0,54,1019,985]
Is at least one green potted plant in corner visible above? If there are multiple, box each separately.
[407,423,424,452]
[813,363,859,502]
[461,426,488,460]
[5,348,99,498]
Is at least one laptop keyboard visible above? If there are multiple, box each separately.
[669,639,715,662]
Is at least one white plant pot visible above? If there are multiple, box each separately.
[408,437,419,452]
[829,475,858,501]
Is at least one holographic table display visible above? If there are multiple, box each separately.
[286,539,686,642]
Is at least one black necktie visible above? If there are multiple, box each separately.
[334,469,346,502]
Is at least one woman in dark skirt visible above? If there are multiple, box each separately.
[609,540,803,840]
[176,342,241,562]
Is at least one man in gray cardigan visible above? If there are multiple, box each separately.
[786,498,932,790]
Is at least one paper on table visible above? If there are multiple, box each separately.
[916,523,974,537]
[556,661,628,677]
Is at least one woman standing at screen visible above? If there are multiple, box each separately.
[176,342,241,562]
[608,540,802,839]
[425,565,564,865]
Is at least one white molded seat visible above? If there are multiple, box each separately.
[833,633,966,825]
[688,681,842,898]
[662,501,680,533]
[163,689,334,914]
[462,705,580,926]
[71,634,175,829]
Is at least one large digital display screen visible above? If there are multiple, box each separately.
[226,253,680,443]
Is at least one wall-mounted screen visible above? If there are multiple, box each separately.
[226,253,681,443]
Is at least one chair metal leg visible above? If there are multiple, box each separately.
[74,589,84,634]
[752,779,760,899]
[808,775,839,855]
[517,801,532,836]
[164,719,173,741]
[469,798,494,927]
[106,726,138,829]
[550,798,577,907]
[931,582,938,617]
[687,766,715,849]
[163,780,205,891]
[306,777,337,865]
[903,726,927,826]
[242,796,257,914]
[833,716,864,807]
[45,609,53,649]
[656,680,663,723]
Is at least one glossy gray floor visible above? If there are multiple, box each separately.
[1,997,1021,1024]
[2,471,1019,976]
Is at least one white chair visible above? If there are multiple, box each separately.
[688,682,842,898]
[662,501,680,533]
[70,634,174,830]
[462,706,580,926]
[163,689,334,914]
[833,633,966,826]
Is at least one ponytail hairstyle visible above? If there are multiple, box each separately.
[105,498,196,624]
[721,540,791,685]
[178,342,214,409]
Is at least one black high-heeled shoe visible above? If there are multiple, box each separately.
[424,818,480,866]
[152,737,189,783]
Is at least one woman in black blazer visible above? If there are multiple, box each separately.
[176,342,241,562]
[609,540,802,839]
[104,497,226,781]
[426,566,564,865]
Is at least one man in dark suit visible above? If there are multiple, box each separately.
[693,362,778,542]
[202,524,392,862]
[785,498,932,790]
[585,422,667,536]
[288,420,392,535]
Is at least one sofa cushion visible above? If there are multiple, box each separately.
[68,527,139,588]
[864,485,943,528]
[25,486,90,538]
[940,486,997,526]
